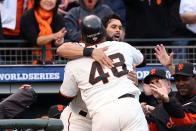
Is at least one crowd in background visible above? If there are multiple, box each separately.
[0,0,195,65]
[0,0,196,41]
[0,0,195,130]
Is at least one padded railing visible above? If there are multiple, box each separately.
[0,38,195,65]
[0,119,64,130]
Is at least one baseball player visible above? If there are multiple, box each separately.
[59,14,138,131]
[60,15,148,131]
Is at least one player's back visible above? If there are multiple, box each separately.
[66,41,143,117]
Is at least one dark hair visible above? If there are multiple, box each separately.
[102,14,123,28]
[33,0,61,14]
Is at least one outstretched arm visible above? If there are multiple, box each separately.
[0,84,37,119]
[150,81,196,125]
[57,43,113,68]
[57,42,84,59]
[154,44,175,75]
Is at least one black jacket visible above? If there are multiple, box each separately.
[0,88,37,119]
[163,93,196,126]
[20,9,65,47]
[147,92,193,131]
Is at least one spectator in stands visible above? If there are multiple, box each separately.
[0,0,34,64]
[0,16,3,40]
[0,1,4,63]
[102,0,126,27]
[1,0,33,46]
[0,84,37,119]
[169,0,194,38]
[20,0,66,64]
[48,104,65,118]
[168,0,195,63]
[64,0,113,42]
[179,0,196,63]
[123,0,172,46]
[154,44,196,128]
[58,0,79,16]
[180,0,196,35]
[0,0,4,40]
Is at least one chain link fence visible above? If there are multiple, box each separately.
[0,39,195,65]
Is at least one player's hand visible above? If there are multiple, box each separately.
[149,80,170,103]
[154,44,174,67]
[54,27,67,46]
[91,47,113,69]
[19,84,32,90]
[58,0,69,15]
[58,5,68,15]
[141,102,155,115]
[127,70,138,86]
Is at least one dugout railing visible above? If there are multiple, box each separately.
[0,39,194,93]
[0,119,63,130]
[0,38,195,65]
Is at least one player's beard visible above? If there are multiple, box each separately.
[106,36,114,41]
[106,35,121,41]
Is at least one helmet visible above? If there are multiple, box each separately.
[81,15,106,45]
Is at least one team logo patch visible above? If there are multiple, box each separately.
[178,64,184,71]
[150,68,156,75]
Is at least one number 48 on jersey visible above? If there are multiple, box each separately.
[89,53,129,85]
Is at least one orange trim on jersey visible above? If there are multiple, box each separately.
[68,112,72,131]
[170,113,196,125]
[148,122,158,131]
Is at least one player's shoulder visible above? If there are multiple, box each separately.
[100,41,136,51]
[64,59,81,73]
[116,41,136,49]
[66,57,92,69]
[66,58,84,65]
[101,41,130,46]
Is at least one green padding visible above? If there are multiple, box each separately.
[0,118,64,130]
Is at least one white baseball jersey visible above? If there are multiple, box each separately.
[180,0,196,33]
[68,92,88,115]
[60,42,92,131]
[60,92,92,131]
[60,41,143,117]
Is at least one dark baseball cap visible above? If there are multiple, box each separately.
[144,68,167,84]
[172,63,196,77]
[48,104,65,118]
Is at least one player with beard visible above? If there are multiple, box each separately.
[102,14,125,41]
[57,14,125,68]
[58,14,139,131]
[60,14,147,131]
